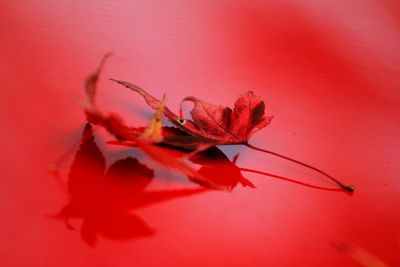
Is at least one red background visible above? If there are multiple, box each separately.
[1,1,399,266]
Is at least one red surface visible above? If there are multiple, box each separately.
[1,1,399,266]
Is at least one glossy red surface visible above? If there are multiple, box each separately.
[1,1,399,266]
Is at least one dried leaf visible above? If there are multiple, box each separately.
[110,79,273,146]
[179,92,273,143]
[85,55,354,193]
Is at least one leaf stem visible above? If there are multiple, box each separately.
[244,143,354,193]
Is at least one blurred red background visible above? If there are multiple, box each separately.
[1,1,399,266]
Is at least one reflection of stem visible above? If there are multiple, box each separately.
[239,167,351,193]
[244,143,354,193]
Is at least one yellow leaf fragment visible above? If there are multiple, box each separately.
[141,94,166,143]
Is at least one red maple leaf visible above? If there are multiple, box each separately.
[110,78,354,193]
[82,54,354,193]
[109,79,273,147]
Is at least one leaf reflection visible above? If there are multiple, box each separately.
[55,122,345,247]
[111,138,256,191]
[189,148,255,190]
[56,124,207,247]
